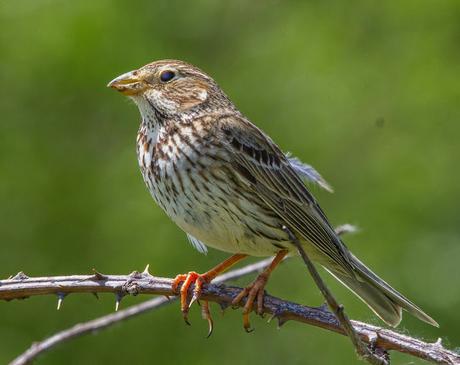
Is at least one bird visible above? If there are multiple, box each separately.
[108,59,438,333]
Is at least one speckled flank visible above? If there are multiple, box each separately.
[136,113,289,256]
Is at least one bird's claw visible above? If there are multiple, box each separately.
[201,300,214,338]
[231,273,269,332]
[189,292,199,309]
[172,271,213,332]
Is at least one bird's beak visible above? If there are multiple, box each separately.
[107,70,147,96]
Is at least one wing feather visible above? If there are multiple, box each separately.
[187,233,208,254]
[286,154,333,193]
[219,117,353,274]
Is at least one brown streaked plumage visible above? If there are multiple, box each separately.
[108,59,438,332]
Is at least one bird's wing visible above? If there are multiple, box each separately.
[218,116,353,274]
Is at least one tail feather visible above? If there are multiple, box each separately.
[326,254,438,327]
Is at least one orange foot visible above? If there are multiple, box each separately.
[231,250,288,332]
[171,253,248,337]
[172,272,211,327]
[231,273,269,332]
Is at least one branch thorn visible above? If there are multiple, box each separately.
[92,269,107,281]
[277,316,288,328]
[12,271,29,281]
[128,270,141,279]
[56,292,66,310]
[266,313,276,323]
[434,338,443,347]
[115,292,123,311]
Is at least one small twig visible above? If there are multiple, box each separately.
[283,225,388,364]
[9,296,169,365]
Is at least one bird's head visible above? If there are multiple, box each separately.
[108,59,225,120]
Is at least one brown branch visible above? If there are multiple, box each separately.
[6,258,275,365]
[9,296,171,365]
[6,224,356,365]
[2,267,458,365]
[4,224,354,364]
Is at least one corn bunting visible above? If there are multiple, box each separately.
[108,60,437,333]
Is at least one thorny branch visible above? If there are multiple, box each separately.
[6,259,275,365]
[1,265,459,365]
[3,224,353,364]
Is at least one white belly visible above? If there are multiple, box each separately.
[137,126,290,257]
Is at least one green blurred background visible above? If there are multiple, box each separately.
[1,1,459,364]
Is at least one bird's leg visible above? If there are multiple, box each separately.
[172,253,248,327]
[231,250,288,332]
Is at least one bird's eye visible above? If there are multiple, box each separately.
[160,70,176,83]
